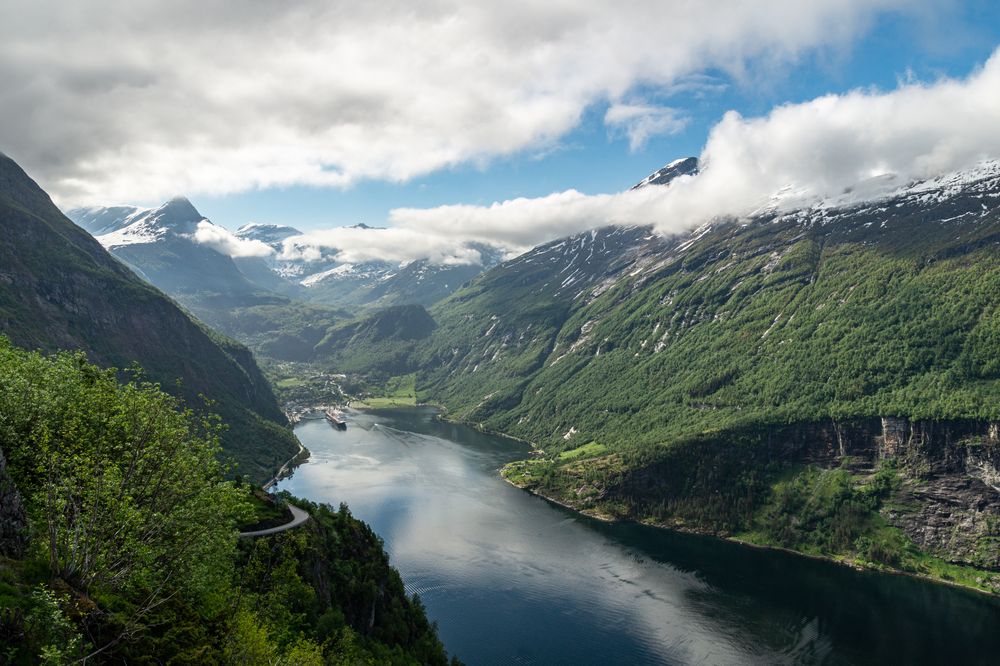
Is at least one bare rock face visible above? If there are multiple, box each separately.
[880,417,910,457]
[0,447,27,558]
[965,439,1000,490]
[866,420,1000,570]
[883,474,1000,571]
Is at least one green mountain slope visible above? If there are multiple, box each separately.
[385,162,1000,588]
[0,151,297,481]
[316,304,437,375]
[426,204,1000,448]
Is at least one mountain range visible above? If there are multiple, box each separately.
[0,152,298,482]
[67,203,503,318]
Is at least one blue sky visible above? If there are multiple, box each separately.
[190,2,1000,232]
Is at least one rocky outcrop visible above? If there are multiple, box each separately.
[965,438,1000,491]
[880,417,909,457]
[883,474,1000,570]
[793,417,1000,569]
[0,446,27,558]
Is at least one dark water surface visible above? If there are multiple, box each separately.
[276,407,1000,665]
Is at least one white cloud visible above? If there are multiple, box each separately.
[605,103,688,151]
[388,189,664,252]
[279,226,485,266]
[192,221,274,258]
[380,46,1000,250]
[0,0,914,205]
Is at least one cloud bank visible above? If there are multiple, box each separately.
[279,226,485,266]
[0,0,911,205]
[380,47,1000,253]
[191,46,1000,268]
[192,222,274,258]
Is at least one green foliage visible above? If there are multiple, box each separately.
[0,340,246,608]
[558,442,608,461]
[315,305,438,377]
[759,468,872,553]
[234,499,455,665]
[748,461,903,562]
[400,208,1000,463]
[355,374,419,408]
[199,301,347,363]
[0,342,455,664]
[24,586,88,664]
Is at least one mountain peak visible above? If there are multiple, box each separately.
[632,156,699,190]
[148,196,204,232]
[157,196,201,218]
[234,222,302,244]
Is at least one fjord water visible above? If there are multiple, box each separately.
[277,407,1000,665]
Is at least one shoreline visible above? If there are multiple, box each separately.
[501,473,1000,600]
[263,438,309,490]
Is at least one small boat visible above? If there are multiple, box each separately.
[325,408,347,430]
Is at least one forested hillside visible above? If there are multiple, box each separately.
[420,168,1000,447]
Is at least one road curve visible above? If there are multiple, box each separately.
[239,503,310,538]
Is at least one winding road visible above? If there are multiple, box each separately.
[239,503,310,538]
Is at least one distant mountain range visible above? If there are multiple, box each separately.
[67,202,503,315]
[73,197,283,309]
[0,152,298,482]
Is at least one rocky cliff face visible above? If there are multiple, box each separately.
[875,420,1000,570]
[0,446,26,558]
[615,416,1000,570]
[767,417,1000,570]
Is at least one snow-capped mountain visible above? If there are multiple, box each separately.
[278,242,503,309]
[235,221,505,309]
[426,156,1000,375]
[70,197,207,245]
[66,198,281,311]
[67,200,503,315]
[234,222,303,247]
[631,156,699,189]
